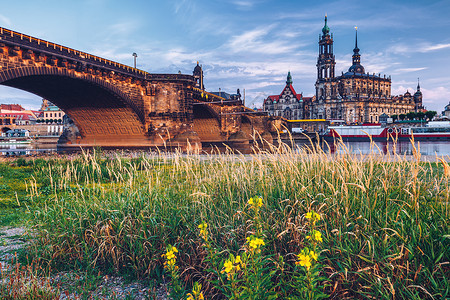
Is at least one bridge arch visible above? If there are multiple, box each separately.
[192,104,222,142]
[0,66,147,142]
[241,115,254,138]
[0,66,144,122]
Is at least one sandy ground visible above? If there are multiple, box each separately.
[0,226,171,299]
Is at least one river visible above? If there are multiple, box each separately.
[1,139,450,157]
[318,140,450,156]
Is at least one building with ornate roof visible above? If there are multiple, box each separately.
[263,72,312,120]
[443,102,450,119]
[309,16,423,123]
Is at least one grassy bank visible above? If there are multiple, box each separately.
[1,144,449,299]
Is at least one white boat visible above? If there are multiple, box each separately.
[322,121,450,141]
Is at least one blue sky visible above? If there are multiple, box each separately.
[0,0,449,112]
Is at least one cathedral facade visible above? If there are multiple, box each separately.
[309,16,423,123]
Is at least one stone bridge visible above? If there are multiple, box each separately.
[0,27,281,151]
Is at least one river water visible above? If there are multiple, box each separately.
[318,140,450,156]
[1,140,450,157]
[0,144,56,156]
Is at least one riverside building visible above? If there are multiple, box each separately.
[309,16,423,123]
[265,16,424,124]
[263,72,313,120]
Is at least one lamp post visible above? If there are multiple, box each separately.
[132,52,137,69]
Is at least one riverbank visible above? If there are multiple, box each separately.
[0,145,448,299]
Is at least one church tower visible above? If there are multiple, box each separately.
[348,28,365,74]
[315,15,336,101]
[193,61,204,90]
[414,78,423,112]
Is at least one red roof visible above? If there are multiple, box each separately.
[0,104,25,111]
[0,112,36,121]
[266,84,302,103]
[287,85,302,100]
[32,111,44,117]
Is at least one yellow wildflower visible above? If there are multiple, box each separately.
[162,245,178,270]
[187,282,204,300]
[296,253,312,270]
[248,196,263,208]
[222,260,233,274]
[307,230,323,243]
[166,251,175,260]
[235,255,242,264]
[246,235,265,251]
[198,222,208,241]
[167,258,176,266]
[313,230,323,242]
[305,211,321,224]
[309,250,318,261]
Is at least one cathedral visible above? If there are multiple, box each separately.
[265,16,424,124]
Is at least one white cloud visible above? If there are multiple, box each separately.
[421,86,450,111]
[391,85,450,112]
[227,25,298,55]
[0,14,11,26]
[420,43,450,52]
[0,86,42,110]
[232,1,256,9]
[388,42,450,55]
[109,21,141,35]
[174,0,189,14]
[393,67,427,73]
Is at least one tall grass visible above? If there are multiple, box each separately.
[19,142,450,298]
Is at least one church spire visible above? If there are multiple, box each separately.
[417,78,421,91]
[353,26,360,54]
[348,26,365,73]
[322,15,330,36]
[286,71,293,85]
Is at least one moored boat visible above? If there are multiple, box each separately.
[0,129,33,145]
[322,121,450,141]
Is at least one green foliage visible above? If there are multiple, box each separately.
[425,110,437,121]
[0,145,449,299]
[407,111,417,120]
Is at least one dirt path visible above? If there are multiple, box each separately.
[0,226,27,271]
[0,226,171,299]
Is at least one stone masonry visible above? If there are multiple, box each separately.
[0,27,279,150]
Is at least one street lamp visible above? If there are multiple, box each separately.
[132,52,137,69]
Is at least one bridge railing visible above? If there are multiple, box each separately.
[192,87,245,106]
[0,27,194,82]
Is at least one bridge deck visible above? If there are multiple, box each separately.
[0,27,192,82]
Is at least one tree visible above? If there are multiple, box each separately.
[425,110,437,121]
[391,114,398,122]
[399,114,406,121]
[406,112,417,120]
[416,112,425,120]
